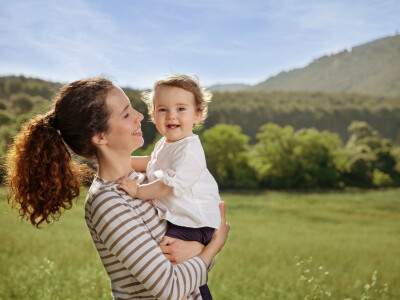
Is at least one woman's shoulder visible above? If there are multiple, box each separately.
[86,172,135,208]
[86,180,121,208]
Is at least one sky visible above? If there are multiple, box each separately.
[0,0,399,89]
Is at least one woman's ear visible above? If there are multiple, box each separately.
[91,133,107,145]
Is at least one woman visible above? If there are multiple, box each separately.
[5,77,229,300]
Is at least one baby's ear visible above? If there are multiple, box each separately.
[194,110,203,125]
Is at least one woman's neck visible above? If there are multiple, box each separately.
[96,151,132,182]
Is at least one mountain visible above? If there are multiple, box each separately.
[209,83,251,92]
[213,35,400,96]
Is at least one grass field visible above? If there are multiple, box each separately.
[1,188,399,299]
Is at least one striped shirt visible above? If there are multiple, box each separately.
[84,170,207,300]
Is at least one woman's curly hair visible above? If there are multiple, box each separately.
[5,77,114,227]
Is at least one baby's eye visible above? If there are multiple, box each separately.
[158,108,167,112]
[178,107,186,111]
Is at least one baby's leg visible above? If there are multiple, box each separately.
[165,223,215,300]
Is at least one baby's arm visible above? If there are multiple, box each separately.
[117,177,173,200]
[130,155,151,172]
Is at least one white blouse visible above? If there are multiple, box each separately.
[147,135,221,229]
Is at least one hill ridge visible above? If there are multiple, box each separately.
[211,35,400,96]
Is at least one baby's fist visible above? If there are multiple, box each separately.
[117,176,139,198]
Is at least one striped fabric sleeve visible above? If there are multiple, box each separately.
[90,190,208,300]
[208,257,216,272]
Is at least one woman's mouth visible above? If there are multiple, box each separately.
[132,128,142,136]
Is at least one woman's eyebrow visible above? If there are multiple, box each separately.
[120,104,130,115]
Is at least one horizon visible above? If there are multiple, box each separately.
[1,0,399,89]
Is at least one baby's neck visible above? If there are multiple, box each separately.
[165,133,195,143]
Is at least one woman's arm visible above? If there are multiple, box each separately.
[198,202,229,266]
[130,155,151,172]
[89,191,228,300]
[159,237,205,263]
[159,202,229,267]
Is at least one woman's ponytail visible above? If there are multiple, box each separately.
[5,113,83,227]
[5,77,113,227]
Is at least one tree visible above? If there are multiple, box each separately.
[252,124,299,188]
[201,124,258,189]
[253,124,341,188]
[293,129,341,188]
[339,121,399,187]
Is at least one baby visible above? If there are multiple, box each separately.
[118,74,221,300]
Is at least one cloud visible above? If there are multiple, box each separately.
[0,0,149,82]
[0,0,399,88]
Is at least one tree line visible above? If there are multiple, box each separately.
[0,75,399,189]
[135,121,400,189]
[2,118,400,189]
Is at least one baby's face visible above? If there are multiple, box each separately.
[152,86,201,143]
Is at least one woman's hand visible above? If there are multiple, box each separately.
[159,236,204,264]
[198,201,230,267]
[208,201,230,251]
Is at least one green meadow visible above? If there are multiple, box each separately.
[1,188,399,300]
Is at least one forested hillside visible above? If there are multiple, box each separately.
[209,90,400,143]
[1,75,399,189]
[1,75,400,154]
[213,35,400,96]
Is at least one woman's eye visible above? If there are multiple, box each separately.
[124,113,130,118]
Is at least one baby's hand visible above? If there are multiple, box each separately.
[117,177,139,198]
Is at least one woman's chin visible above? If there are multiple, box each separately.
[132,139,145,151]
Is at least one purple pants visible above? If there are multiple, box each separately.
[165,222,215,300]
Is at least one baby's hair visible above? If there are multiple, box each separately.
[142,74,212,124]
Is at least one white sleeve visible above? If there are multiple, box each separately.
[154,142,204,197]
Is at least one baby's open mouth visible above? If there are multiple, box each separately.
[167,124,180,129]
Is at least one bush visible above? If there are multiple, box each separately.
[252,124,341,189]
[372,169,393,187]
[0,100,6,110]
[201,124,258,189]
[339,150,374,187]
[340,121,400,187]
[0,111,11,126]
[10,93,33,114]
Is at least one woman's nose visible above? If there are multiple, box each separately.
[138,112,144,122]
[133,109,144,122]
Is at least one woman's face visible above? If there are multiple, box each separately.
[103,86,144,154]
